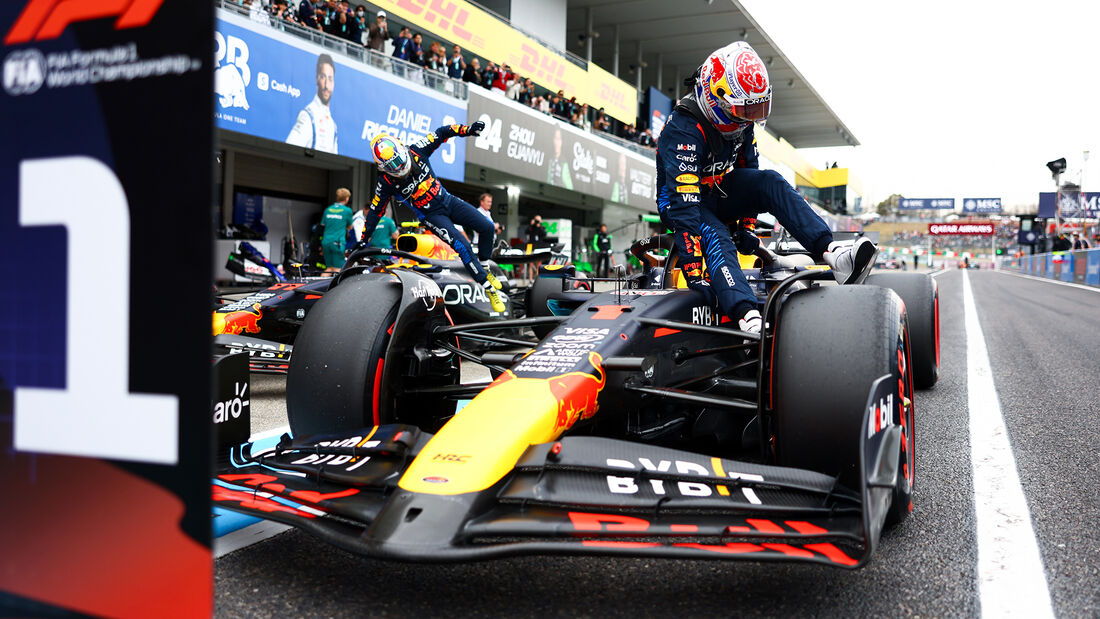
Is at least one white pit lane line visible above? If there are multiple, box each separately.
[962,269,1054,618]
[992,268,1100,293]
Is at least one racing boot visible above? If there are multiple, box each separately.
[482,280,507,313]
[483,269,504,291]
[823,237,877,285]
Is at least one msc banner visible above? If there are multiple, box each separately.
[375,0,637,124]
[466,89,655,210]
[1037,192,1100,219]
[214,12,466,180]
[928,222,995,235]
[1,1,212,616]
[900,198,955,210]
[962,197,1001,214]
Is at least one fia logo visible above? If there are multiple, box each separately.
[214,31,251,110]
[2,48,46,96]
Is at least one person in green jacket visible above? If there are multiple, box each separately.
[593,223,613,277]
[321,187,354,272]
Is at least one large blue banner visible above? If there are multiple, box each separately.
[962,197,1001,214]
[1037,192,1100,219]
[213,13,466,180]
[646,86,672,140]
[899,198,955,210]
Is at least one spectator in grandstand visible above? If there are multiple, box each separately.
[425,42,445,72]
[517,78,533,105]
[447,45,466,79]
[1072,234,1090,249]
[533,95,550,114]
[567,96,578,118]
[407,32,425,65]
[637,128,654,147]
[298,0,322,30]
[481,61,501,92]
[504,66,521,98]
[621,123,638,142]
[549,92,566,119]
[366,10,388,51]
[391,26,412,60]
[271,0,299,25]
[595,108,610,132]
[463,57,481,86]
[571,103,590,130]
[321,188,354,272]
[286,53,338,153]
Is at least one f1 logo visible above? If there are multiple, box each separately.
[5,0,165,45]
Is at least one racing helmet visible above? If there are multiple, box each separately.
[694,41,772,137]
[371,133,412,177]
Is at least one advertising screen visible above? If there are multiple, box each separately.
[214,12,467,180]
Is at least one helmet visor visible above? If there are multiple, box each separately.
[381,149,409,176]
[721,95,771,123]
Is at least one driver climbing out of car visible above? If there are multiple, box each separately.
[656,41,876,334]
[361,122,506,312]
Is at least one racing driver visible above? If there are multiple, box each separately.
[656,41,875,333]
[360,122,507,312]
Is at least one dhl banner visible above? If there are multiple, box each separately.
[377,0,637,123]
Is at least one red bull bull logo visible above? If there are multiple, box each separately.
[492,351,606,431]
[212,303,263,335]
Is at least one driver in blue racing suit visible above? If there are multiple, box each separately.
[360,122,506,312]
[656,41,875,333]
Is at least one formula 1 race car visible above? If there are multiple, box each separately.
[213,234,939,568]
[212,233,566,372]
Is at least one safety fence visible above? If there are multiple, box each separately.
[997,249,1100,287]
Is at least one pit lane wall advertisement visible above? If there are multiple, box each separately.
[375,0,637,124]
[1,1,213,616]
[467,89,655,210]
[215,10,466,180]
[1037,191,1100,219]
[1000,249,1100,287]
[899,198,955,210]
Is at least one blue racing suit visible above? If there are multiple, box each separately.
[656,94,833,320]
[361,124,495,284]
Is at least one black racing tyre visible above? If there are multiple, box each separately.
[772,285,915,526]
[866,273,939,389]
[525,274,564,339]
[287,273,400,437]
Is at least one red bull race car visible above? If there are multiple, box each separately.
[212,233,567,373]
[213,233,939,568]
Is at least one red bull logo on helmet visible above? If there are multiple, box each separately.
[734,50,768,96]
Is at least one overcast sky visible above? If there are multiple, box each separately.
[739,0,1100,211]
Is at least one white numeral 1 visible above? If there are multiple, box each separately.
[15,156,179,464]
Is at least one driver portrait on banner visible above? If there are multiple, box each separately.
[287,53,338,153]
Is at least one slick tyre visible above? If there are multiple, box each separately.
[287,273,400,437]
[772,285,915,526]
[866,273,939,389]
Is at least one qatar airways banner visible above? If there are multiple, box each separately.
[928,222,995,235]
[214,11,466,180]
[466,89,656,210]
[900,198,955,210]
[1037,192,1100,219]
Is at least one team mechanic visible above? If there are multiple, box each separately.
[360,121,507,313]
[656,41,875,333]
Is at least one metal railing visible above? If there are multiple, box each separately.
[216,0,468,101]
